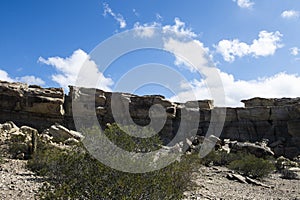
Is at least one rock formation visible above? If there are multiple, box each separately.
[0,80,300,159]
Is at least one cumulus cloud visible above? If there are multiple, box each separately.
[215,30,283,62]
[103,2,126,29]
[163,17,197,38]
[281,10,299,19]
[170,70,300,107]
[133,22,159,38]
[163,38,209,72]
[133,18,197,39]
[0,69,14,82]
[130,18,299,107]
[233,0,254,9]
[38,49,113,91]
[133,17,206,72]
[0,69,45,85]
[290,47,300,56]
[15,76,45,85]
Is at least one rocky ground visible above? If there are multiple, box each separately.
[0,156,299,200]
[0,157,46,200]
[0,120,299,199]
[184,166,300,200]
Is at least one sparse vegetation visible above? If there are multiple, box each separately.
[200,150,240,166]
[228,153,275,178]
[200,150,276,179]
[27,124,200,199]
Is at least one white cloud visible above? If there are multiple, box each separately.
[133,18,197,39]
[163,38,209,72]
[0,69,14,82]
[281,10,299,19]
[233,0,254,9]
[133,22,159,38]
[170,70,300,107]
[0,69,45,85]
[16,76,45,85]
[215,39,250,62]
[215,30,283,62]
[163,17,197,38]
[103,2,126,29]
[157,18,208,72]
[38,49,113,91]
[131,18,299,107]
[290,47,300,56]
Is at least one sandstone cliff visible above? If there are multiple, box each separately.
[0,80,299,159]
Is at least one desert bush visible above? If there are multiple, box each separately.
[8,141,29,159]
[28,124,200,199]
[103,123,162,153]
[200,150,243,166]
[280,169,298,180]
[228,153,275,178]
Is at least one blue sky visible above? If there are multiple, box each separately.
[0,0,300,106]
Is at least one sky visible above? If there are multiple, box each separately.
[0,0,300,107]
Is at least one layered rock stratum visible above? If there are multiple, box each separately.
[0,80,299,159]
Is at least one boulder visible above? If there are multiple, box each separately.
[42,124,84,143]
[0,121,19,141]
[0,122,38,159]
[230,141,274,157]
[275,156,299,170]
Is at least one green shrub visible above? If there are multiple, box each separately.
[200,150,243,166]
[27,124,200,199]
[104,123,162,153]
[228,153,275,178]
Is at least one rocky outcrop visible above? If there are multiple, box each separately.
[0,80,300,159]
[0,121,38,159]
[241,97,300,107]
[0,121,84,159]
[229,141,274,158]
[0,81,65,130]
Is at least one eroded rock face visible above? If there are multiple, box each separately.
[0,81,64,115]
[0,121,38,159]
[0,81,300,159]
[242,97,300,107]
[0,81,65,130]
